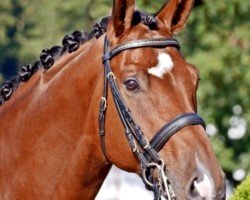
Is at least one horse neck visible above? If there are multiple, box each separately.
[0,36,111,199]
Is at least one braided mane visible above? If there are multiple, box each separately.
[0,11,156,106]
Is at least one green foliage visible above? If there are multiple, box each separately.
[136,0,166,13]
[0,0,249,186]
[0,0,111,76]
[231,175,250,200]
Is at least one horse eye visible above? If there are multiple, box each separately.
[124,78,140,91]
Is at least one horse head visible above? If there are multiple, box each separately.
[100,0,226,199]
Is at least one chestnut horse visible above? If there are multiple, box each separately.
[0,0,225,199]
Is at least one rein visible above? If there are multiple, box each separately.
[99,36,206,200]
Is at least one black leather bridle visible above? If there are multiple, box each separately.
[99,36,206,200]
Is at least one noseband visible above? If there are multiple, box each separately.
[99,36,206,199]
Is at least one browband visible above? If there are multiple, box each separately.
[102,38,180,62]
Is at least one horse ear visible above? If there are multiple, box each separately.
[107,0,135,43]
[156,0,194,34]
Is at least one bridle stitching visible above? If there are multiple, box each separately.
[102,38,180,63]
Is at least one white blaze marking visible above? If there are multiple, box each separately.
[148,53,173,79]
[195,153,214,200]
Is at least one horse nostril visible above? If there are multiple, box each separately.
[187,177,202,200]
[187,173,213,200]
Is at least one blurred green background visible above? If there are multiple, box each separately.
[0,0,249,189]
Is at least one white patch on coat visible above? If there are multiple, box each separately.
[195,153,214,200]
[148,53,173,79]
